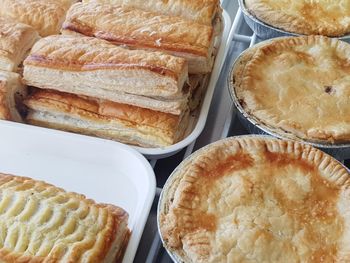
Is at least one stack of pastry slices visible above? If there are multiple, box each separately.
[18,0,222,148]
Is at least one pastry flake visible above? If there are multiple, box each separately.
[159,136,350,262]
[0,173,130,263]
[245,0,350,37]
[233,36,350,144]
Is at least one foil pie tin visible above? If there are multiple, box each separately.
[228,50,350,161]
[239,0,350,41]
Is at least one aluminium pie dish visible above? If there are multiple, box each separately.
[244,0,350,37]
[229,36,350,146]
[158,136,350,262]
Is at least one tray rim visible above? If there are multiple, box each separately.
[0,119,156,263]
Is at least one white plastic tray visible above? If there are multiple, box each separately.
[0,120,156,263]
[135,10,232,158]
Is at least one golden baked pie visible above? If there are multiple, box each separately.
[0,0,78,37]
[245,0,350,37]
[0,18,39,72]
[0,70,26,122]
[62,2,215,74]
[82,0,220,26]
[24,89,190,148]
[232,36,350,144]
[0,173,130,263]
[159,136,350,262]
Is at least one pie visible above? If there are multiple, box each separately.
[24,89,190,148]
[159,136,350,262]
[232,36,350,144]
[0,70,26,122]
[82,0,221,26]
[0,18,39,72]
[245,0,350,37]
[0,0,78,37]
[0,173,130,263]
[62,2,215,74]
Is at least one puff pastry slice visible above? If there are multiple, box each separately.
[23,35,188,100]
[0,173,130,263]
[159,136,350,262]
[0,70,26,122]
[0,18,39,72]
[24,89,190,148]
[62,2,214,74]
[82,0,221,26]
[0,0,78,37]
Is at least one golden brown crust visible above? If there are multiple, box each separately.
[24,35,187,81]
[159,136,350,262]
[24,89,188,147]
[245,0,350,37]
[0,0,78,37]
[62,2,214,57]
[232,36,350,144]
[83,0,220,25]
[0,173,129,263]
[0,18,39,72]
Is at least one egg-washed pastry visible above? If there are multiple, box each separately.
[245,0,350,37]
[159,136,350,262]
[0,173,130,263]
[232,36,350,144]
[24,89,190,147]
[23,35,188,101]
[0,0,78,37]
[0,70,26,122]
[0,18,39,72]
[62,2,214,74]
[82,0,221,26]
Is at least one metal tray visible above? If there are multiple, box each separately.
[239,0,350,41]
[228,47,350,161]
[0,120,156,263]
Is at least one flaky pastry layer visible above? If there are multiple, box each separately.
[24,89,189,147]
[62,2,214,74]
[245,0,350,37]
[159,136,350,262]
[0,173,130,263]
[0,0,78,37]
[233,36,350,143]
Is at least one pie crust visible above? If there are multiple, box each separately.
[159,136,350,262]
[232,36,350,144]
[245,0,350,37]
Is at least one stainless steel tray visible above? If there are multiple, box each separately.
[239,0,350,41]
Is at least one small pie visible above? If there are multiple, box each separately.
[159,136,350,262]
[232,36,350,144]
[245,0,350,37]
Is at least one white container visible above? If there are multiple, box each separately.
[0,120,156,263]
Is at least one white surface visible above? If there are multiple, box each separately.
[0,120,156,263]
[135,10,232,159]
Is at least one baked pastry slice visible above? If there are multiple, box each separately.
[23,35,188,100]
[82,0,221,26]
[62,2,214,74]
[0,18,39,72]
[159,136,350,262]
[0,173,130,263]
[232,36,350,144]
[0,0,78,37]
[24,89,190,147]
[0,70,26,122]
[245,0,350,37]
